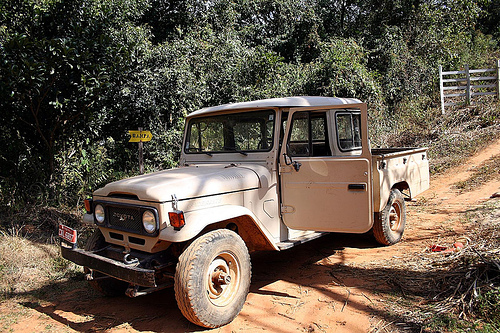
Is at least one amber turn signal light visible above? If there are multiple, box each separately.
[84,198,93,214]
[168,211,185,230]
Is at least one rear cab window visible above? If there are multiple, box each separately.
[335,112,362,153]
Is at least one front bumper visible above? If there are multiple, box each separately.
[60,244,157,288]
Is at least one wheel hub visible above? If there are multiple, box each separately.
[206,252,240,307]
[212,270,231,285]
[389,204,401,231]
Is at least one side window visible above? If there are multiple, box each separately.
[279,112,288,149]
[288,112,310,156]
[287,111,331,157]
[311,114,331,156]
[336,112,362,152]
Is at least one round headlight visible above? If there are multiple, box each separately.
[94,204,105,224]
[142,211,156,234]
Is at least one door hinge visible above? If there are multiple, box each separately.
[279,165,292,174]
[281,205,295,214]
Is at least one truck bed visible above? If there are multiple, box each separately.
[371,147,430,212]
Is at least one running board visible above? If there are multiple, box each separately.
[276,232,327,250]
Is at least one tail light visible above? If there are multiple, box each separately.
[168,211,185,230]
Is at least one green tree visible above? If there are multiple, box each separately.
[0,0,498,208]
[0,0,152,205]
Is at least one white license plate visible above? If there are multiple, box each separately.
[59,224,77,244]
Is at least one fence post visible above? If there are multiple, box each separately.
[465,64,471,106]
[439,65,445,114]
[497,59,500,101]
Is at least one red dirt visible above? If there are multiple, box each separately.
[3,138,500,333]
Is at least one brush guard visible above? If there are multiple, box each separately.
[60,243,175,293]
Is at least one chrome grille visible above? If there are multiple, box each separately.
[108,206,143,233]
[93,201,159,236]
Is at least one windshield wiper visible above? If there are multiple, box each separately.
[224,147,248,156]
[195,149,212,156]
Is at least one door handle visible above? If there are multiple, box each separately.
[348,184,366,190]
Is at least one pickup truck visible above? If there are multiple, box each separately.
[59,96,429,328]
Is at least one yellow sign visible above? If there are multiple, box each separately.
[129,130,152,142]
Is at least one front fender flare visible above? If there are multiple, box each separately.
[158,205,279,250]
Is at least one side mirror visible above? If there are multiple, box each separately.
[283,153,301,172]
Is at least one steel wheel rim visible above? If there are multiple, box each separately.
[389,201,402,231]
[206,251,240,307]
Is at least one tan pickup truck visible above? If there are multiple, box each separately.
[60,96,429,328]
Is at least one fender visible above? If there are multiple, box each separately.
[377,181,411,212]
[158,205,279,251]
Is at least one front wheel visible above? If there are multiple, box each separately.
[373,189,406,246]
[174,229,251,328]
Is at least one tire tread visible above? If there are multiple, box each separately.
[373,189,406,246]
[174,229,251,328]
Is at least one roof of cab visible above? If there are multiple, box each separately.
[187,96,363,118]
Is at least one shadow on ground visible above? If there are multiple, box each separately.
[13,233,437,332]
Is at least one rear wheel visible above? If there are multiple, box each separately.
[373,189,406,245]
[84,229,129,296]
[174,229,251,328]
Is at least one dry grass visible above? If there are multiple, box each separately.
[383,101,500,176]
[0,205,90,299]
[0,232,81,297]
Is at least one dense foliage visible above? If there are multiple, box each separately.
[0,0,499,208]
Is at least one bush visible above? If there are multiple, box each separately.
[0,0,499,209]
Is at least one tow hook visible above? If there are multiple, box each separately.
[123,253,139,265]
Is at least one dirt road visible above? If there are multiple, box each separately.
[3,138,500,333]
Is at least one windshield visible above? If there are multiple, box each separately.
[185,110,275,154]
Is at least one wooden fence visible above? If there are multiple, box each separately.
[439,60,500,114]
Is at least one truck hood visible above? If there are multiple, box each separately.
[93,164,269,202]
